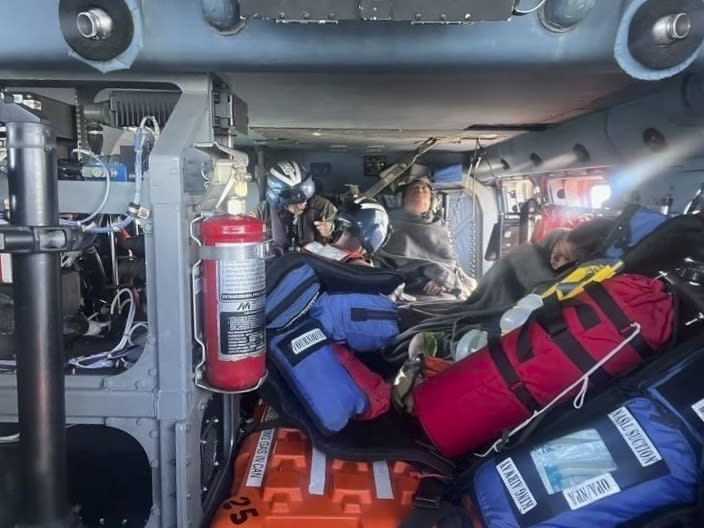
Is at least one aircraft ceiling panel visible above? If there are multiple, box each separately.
[225,70,646,150]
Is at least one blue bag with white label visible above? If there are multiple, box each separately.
[309,292,400,352]
[265,264,320,330]
[268,319,369,435]
[467,342,704,528]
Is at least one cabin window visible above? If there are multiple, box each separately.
[547,173,610,209]
[589,183,612,209]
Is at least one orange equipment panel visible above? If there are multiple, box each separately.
[210,404,421,528]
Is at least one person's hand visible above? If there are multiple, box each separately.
[423,280,443,296]
[314,220,333,239]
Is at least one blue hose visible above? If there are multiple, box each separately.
[85,215,134,234]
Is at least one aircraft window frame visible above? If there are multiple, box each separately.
[545,172,610,209]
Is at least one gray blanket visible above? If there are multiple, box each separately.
[464,229,566,310]
[375,209,473,300]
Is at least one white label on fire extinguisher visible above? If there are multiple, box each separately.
[217,255,266,360]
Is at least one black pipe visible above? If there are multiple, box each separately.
[6,119,73,526]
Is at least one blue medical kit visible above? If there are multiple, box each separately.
[267,319,369,435]
[310,292,400,352]
[263,254,403,437]
[467,343,704,528]
[265,263,320,330]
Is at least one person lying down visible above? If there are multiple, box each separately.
[466,217,615,311]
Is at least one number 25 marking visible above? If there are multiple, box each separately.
[226,497,259,525]
[230,509,259,525]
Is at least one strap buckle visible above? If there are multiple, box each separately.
[412,478,445,510]
[413,493,442,510]
[546,319,569,340]
[618,323,635,337]
[509,380,526,393]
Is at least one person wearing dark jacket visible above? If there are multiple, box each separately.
[303,198,390,267]
[466,216,615,310]
[251,160,337,254]
[375,176,476,300]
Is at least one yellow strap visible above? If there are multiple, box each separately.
[540,260,624,301]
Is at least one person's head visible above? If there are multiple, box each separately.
[401,177,434,216]
[333,198,390,256]
[549,217,615,271]
[285,202,307,215]
[265,160,315,215]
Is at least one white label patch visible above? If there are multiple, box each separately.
[0,220,11,283]
[0,252,12,283]
[496,457,538,515]
[373,461,394,500]
[691,398,704,424]
[309,447,327,496]
[608,407,662,467]
[291,328,327,355]
[245,407,278,487]
[563,473,620,510]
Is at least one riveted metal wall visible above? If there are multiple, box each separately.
[444,189,482,279]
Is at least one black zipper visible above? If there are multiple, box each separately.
[266,274,319,325]
[350,307,399,322]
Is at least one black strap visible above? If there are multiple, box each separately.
[535,295,611,386]
[515,299,591,363]
[584,282,655,358]
[596,203,639,254]
[400,479,467,528]
[241,417,295,438]
[516,324,533,362]
[536,295,568,335]
[488,338,541,413]
[399,501,465,528]
[574,303,600,330]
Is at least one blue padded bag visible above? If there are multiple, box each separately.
[309,292,400,352]
[268,319,369,435]
[602,206,669,260]
[646,346,704,447]
[472,397,698,528]
[265,264,320,330]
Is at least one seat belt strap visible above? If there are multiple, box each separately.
[534,295,611,386]
[488,338,541,413]
[584,282,654,358]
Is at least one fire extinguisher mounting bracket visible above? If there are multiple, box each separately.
[194,367,269,395]
[198,244,266,260]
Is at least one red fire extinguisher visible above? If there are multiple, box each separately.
[200,214,267,391]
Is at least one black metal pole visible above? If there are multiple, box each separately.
[6,117,72,526]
